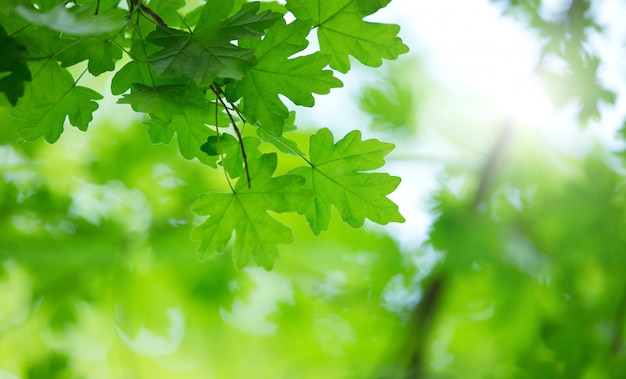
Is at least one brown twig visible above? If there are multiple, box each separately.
[210,85,251,188]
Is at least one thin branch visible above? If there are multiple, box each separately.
[211,92,234,192]
[140,4,167,27]
[130,12,156,87]
[210,85,251,188]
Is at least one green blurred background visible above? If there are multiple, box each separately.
[4,0,626,378]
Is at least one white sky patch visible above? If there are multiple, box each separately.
[319,0,626,252]
[395,0,567,135]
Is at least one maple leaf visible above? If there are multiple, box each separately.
[196,1,282,40]
[118,84,204,121]
[190,153,313,269]
[286,0,409,72]
[288,127,404,235]
[56,33,123,76]
[110,39,163,95]
[0,25,31,106]
[144,111,219,167]
[11,60,102,142]
[146,1,281,86]
[118,84,227,166]
[111,61,153,95]
[201,134,262,178]
[226,19,342,135]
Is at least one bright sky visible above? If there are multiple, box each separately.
[297,0,626,251]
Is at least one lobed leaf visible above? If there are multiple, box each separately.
[147,26,256,86]
[117,84,202,121]
[191,153,314,269]
[201,134,262,179]
[145,111,219,167]
[286,0,409,72]
[226,19,343,135]
[147,1,281,86]
[118,84,226,166]
[288,127,404,234]
[11,60,102,142]
[57,33,124,76]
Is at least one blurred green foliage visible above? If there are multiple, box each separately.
[2,0,626,378]
[425,153,626,377]
[0,107,412,377]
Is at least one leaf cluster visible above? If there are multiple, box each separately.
[0,0,409,268]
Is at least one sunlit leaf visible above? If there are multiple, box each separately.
[226,19,342,135]
[146,1,281,86]
[191,153,313,269]
[286,0,409,72]
[289,128,404,234]
[11,60,101,142]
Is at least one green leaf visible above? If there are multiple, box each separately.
[146,1,281,86]
[4,21,64,59]
[15,3,125,35]
[11,60,102,142]
[140,0,186,28]
[226,19,343,135]
[256,111,306,156]
[147,26,255,86]
[118,84,225,166]
[56,33,123,76]
[110,61,153,95]
[117,84,206,121]
[110,39,162,95]
[288,127,404,234]
[0,24,31,105]
[216,2,283,39]
[201,134,262,178]
[191,153,313,269]
[144,111,219,167]
[286,0,409,72]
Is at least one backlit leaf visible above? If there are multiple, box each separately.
[289,127,404,234]
[11,60,101,142]
[191,153,314,269]
[56,33,123,76]
[147,1,281,86]
[226,19,343,135]
[286,0,409,72]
